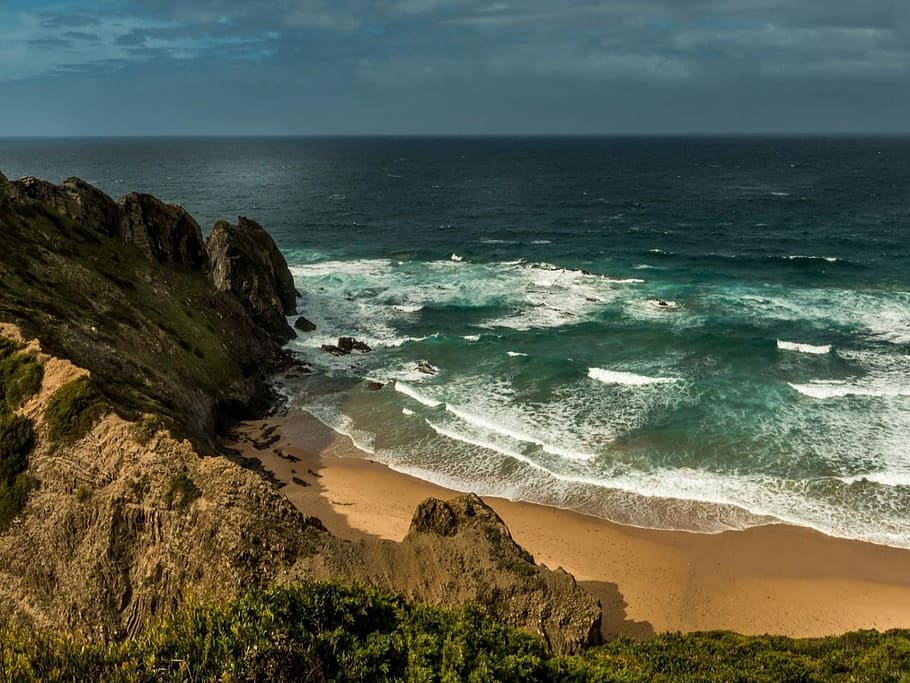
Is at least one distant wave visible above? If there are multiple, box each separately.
[783,255,838,263]
[588,368,680,386]
[450,253,463,262]
[531,239,552,244]
[463,334,480,342]
[837,471,910,487]
[777,340,831,354]
[789,381,910,400]
[506,351,528,357]
[395,381,442,407]
[770,191,791,197]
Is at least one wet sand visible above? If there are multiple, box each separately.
[229,409,910,639]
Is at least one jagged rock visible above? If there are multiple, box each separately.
[207,216,297,343]
[117,193,208,269]
[294,316,317,332]
[366,381,384,391]
[8,176,121,236]
[321,337,371,356]
[301,493,602,655]
[338,337,371,354]
[417,361,437,375]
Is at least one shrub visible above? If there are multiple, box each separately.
[164,472,201,510]
[44,376,106,444]
[131,413,166,445]
[0,351,43,409]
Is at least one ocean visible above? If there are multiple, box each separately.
[2,135,910,547]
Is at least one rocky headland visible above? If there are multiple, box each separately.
[0,172,599,652]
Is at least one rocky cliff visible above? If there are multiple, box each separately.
[0,172,601,654]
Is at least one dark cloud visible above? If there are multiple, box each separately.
[1,0,908,134]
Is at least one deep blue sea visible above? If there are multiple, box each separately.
[3,136,910,547]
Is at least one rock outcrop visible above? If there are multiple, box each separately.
[0,173,294,444]
[301,494,602,655]
[117,192,208,269]
[207,217,298,342]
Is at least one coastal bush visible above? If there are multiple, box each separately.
[164,471,201,510]
[0,412,37,528]
[0,581,909,681]
[131,413,166,445]
[0,342,43,409]
[44,376,106,444]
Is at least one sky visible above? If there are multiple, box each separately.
[1,0,909,135]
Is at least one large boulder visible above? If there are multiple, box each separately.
[207,217,298,343]
[117,192,208,269]
[9,176,121,236]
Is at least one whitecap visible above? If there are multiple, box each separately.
[777,340,831,354]
[395,381,442,408]
[445,403,594,461]
[588,368,680,386]
[450,253,463,262]
[463,334,480,342]
[531,239,552,244]
[392,304,424,313]
[789,381,910,400]
[402,408,415,416]
[507,351,528,357]
[770,191,791,197]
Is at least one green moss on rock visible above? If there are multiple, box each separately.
[44,377,106,444]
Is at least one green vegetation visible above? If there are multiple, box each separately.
[0,338,43,411]
[0,338,39,527]
[0,581,908,682]
[44,376,106,444]
[164,471,202,510]
[131,413,167,445]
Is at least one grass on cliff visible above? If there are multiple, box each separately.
[0,196,266,444]
[44,376,107,444]
[1,581,910,682]
[0,338,39,528]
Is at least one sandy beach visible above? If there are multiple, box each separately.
[229,409,910,640]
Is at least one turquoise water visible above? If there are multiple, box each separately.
[3,136,909,546]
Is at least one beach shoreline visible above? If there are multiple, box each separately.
[228,407,910,640]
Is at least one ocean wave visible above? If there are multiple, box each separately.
[402,408,415,416]
[463,334,480,342]
[836,471,910,487]
[393,304,424,313]
[506,351,528,357]
[531,239,552,244]
[395,381,442,407]
[783,254,838,263]
[777,340,831,354]
[588,368,680,386]
[789,381,910,400]
[450,253,463,262]
[444,403,595,461]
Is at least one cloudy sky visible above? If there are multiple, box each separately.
[1,0,909,135]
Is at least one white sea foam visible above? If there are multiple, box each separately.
[789,381,910,400]
[531,239,552,244]
[605,278,645,284]
[425,420,533,466]
[770,191,791,197]
[393,304,424,313]
[463,334,480,342]
[395,381,442,407]
[784,255,838,263]
[445,403,594,461]
[506,351,528,357]
[777,340,831,354]
[450,253,463,262]
[588,368,680,386]
[402,408,415,416]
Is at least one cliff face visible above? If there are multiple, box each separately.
[207,217,298,343]
[0,172,602,655]
[0,172,292,443]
